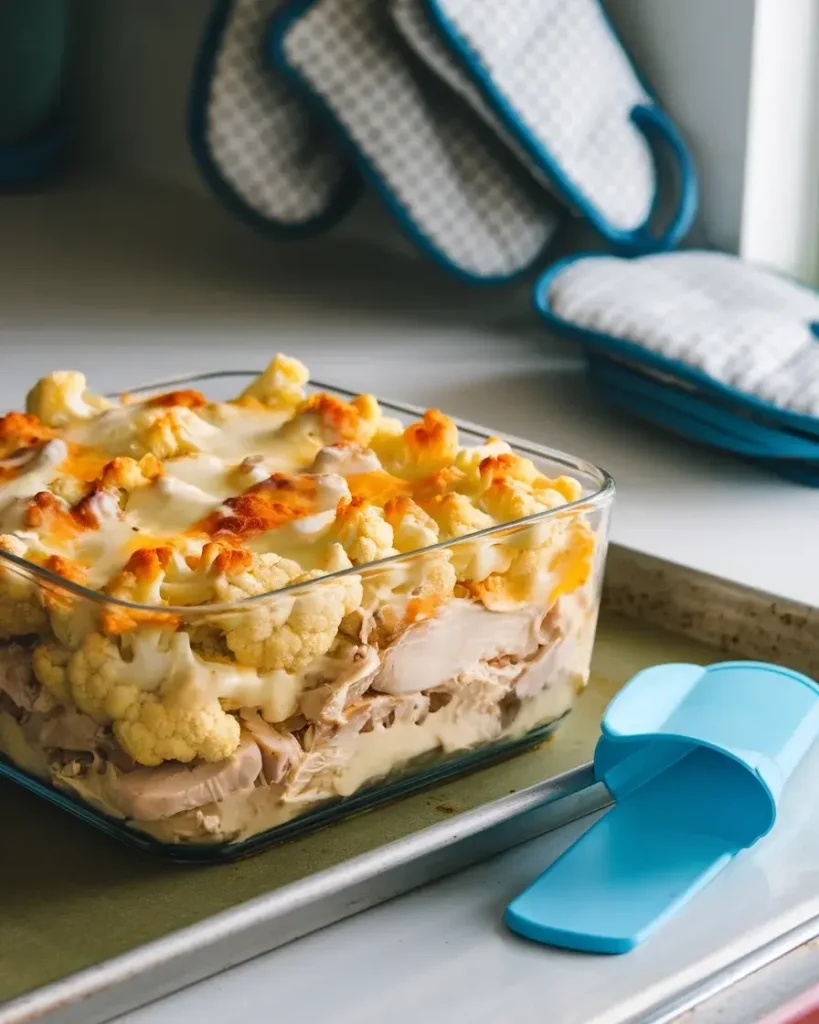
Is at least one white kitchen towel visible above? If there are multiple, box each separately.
[425,0,697,253]
[535,250,819,432]
[190,0,360,236]
[269,0,563,281]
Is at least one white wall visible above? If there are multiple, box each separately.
[606,0,756,252]
[68,0,758,253]
[740,0,819,283]
[69,1,208,195]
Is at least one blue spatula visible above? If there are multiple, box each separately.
[506,661,819,953]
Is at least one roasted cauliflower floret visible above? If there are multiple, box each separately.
[133,406,220,460]
[383,499,455,594]
[25,371,112,427]
[99,454,164,494]
[371,409,459,481]
[0,411,56,458]
[534,474,584,505]
[309,442,383,477]
[50,475,91,505]
[463,517,596,611]
[281,392,389,454]
[453,437,513,481]
[369,414,404,456]
[404,551,456,603]
[238,354,309,409]
[32,641,71,702]
[179,543,363,674]
[383,495,439,553]
[416,495,512,583]
[423,492,494,539]
[39,630,243,767]
[99,547,185,636]
[332,498,397,565]
[40,554,98,649]
[462,546,556,611]
[105,547,171,607]
[477,455,581,522]
[144,389,207,411]
[0,534,48,638]
[478,479,544,522]
[113,696,241,768]
[548,518,597,602]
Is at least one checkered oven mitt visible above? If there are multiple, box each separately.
[389,0,551,194]
[189,0,361,236]
[534,251,819,485]
[269,0,563,281]
[419,0,698,253]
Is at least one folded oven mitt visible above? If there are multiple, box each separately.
[534,251,819,485]
[402,0,698,254]
[389,0,551,194]
[189,0,361,236]
[268,0,563,281]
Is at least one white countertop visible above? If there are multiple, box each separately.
[4,179,819,1024]
[4,179,817,608]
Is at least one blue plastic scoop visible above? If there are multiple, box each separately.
[506,661,819,954]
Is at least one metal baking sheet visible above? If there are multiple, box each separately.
[4,544,816,1024]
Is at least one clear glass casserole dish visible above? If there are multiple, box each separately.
[0,362,614,861]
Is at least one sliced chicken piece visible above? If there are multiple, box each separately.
[285,703,373,803]
[0,644,52,714]
[391,692,430,726]
[240,709,304,784]
[39,707,103,753]
[300,647,380,725]
[373,599,547,696]
[112,735,262,821]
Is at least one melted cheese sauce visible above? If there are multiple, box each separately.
[0,360,593,615]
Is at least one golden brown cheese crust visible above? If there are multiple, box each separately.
[0,360,590,608]
[0,356,598,770]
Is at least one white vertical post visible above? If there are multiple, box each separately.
[740,0,819,284]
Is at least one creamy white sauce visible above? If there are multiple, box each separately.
[0,439,68,519]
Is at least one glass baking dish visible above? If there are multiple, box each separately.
[0,370,615,861]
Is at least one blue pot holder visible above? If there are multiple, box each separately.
[189,0,361,238]
[421,0,698,254]
[535,251,819,486]
[507,660,819,953]
[268,0,564,282]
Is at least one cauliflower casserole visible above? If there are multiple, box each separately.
[0,357,609,845]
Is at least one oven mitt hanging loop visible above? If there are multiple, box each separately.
[423,0,698,254]
[506,661,819,953]
[268,0,564,282]
[189,0,361,238]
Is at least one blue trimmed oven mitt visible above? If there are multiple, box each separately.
[398,0,698,254]
[535,250,819,486]
[190,0,698,280]
[189,0,361,237]
[268,0,564,282]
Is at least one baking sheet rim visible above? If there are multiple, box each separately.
[5,542,818,1024]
